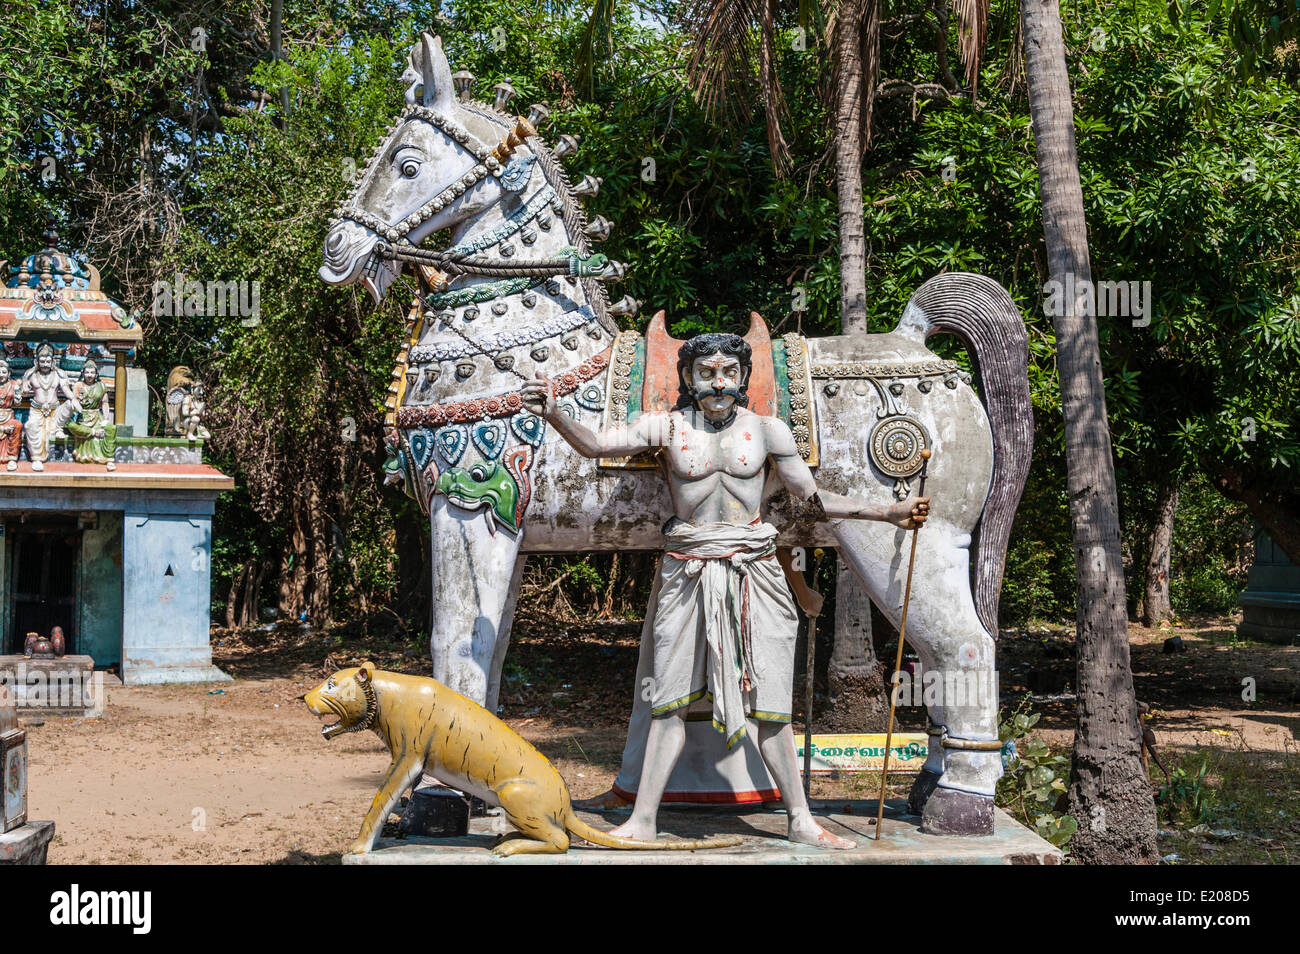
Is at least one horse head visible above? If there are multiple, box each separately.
[318,33,534,303]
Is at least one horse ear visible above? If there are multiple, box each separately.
[403,32,456,112]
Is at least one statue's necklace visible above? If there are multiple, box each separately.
[700,408,736,431]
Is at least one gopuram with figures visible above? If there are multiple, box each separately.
[0,224,231,693]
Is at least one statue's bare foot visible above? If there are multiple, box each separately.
[572,789,633,811]
[5,460,14,471]
[609,819,657,842]
[30,460,42,472]
[788,814,856,849]
[106,461,116,472]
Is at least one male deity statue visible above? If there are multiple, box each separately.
[179,381,210,441]
[20,343,74,472]
[524,332,928,848]
[0,361,24,471]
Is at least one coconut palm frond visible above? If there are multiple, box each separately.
[679,0,764,129]
[796,0,827,35]
[760,0,794,176]
[1002,5,1026,97]
[577,0,620,95]
[860,0,881,149]
[952,0,989,97]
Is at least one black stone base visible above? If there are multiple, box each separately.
[920,787,995,836]
[398,789,469,837]
[906,768,942,815]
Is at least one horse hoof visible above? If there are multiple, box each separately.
[906,768,942,815]
[920,787,994,836]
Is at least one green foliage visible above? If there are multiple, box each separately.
[1157,752,1217,825]
[997,702,1078,848]
[1167,477,1254,615]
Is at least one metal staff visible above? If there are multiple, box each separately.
[802,548,825,799]
[876,448,930,840]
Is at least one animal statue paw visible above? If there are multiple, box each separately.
[571,789,632,811]
[347,839,371,856]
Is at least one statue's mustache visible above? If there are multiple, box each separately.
[694,386,741,401]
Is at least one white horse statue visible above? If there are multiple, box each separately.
[318,33,1032,835]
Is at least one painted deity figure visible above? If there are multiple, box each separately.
[0,362,24,471]
[179,382,210,441]
[20,344,74,472]
[524,333,929,849]
[66,362,117,470]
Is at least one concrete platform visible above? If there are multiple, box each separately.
[0,821,54,865]
[344,799,1063,865]
[0,656,104,717]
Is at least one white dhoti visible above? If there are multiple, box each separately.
[24,402,60,461]
[613,521,798,803]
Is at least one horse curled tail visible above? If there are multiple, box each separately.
[564,812,743,850]
[900,272,1033,637]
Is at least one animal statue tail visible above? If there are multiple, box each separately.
[564,811,743,850]
[899,272,1033,636]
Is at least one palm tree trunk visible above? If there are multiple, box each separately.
[825,560,890,730]
[1021,0,1157,863]
[833,0,871,332]
[827,1,889,725]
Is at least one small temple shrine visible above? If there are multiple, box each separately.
[1239,528,1300,645]
[0,224,232,687]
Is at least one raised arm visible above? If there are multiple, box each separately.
[762,417,929,529]
[521,377,664,459]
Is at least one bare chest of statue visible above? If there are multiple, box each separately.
[661,408,769,525]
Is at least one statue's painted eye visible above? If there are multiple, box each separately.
[399,158,421,178]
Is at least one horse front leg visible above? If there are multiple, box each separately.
[428,495,525,706]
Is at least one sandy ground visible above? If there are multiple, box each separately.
[23,614,1299,864]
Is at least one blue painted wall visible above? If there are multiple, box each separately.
[121,512,228,684]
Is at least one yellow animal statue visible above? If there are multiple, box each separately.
[304,663,743,857]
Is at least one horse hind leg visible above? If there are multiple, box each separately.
[834,524,1000,836]
[904,571,999,835]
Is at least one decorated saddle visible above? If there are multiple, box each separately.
[600,310,819,467]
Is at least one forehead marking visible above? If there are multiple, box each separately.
[697,355,737,370]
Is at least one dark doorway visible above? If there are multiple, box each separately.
[9,519,79,655]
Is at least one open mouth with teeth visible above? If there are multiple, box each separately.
[307,679,379,740]
[318,713,350,740]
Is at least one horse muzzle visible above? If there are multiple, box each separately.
[318,220,401,303]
